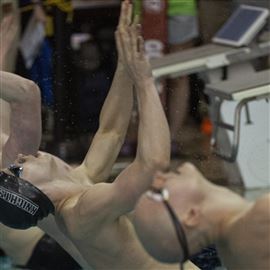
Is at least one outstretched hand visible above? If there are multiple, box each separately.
[115,0,132,63]
[115,0,152,83]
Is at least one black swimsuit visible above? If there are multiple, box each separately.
[15,234,81,270]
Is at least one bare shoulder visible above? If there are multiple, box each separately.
[250,193,270,218]
[254,193,270,214]
[57,182,119,241]
[75,182,117,218]
[57,182,114,217]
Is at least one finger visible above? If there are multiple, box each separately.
[118,0,132,28]
[130,23,138,58]
[131,17,141,46]
[131,16,141,53]
[138,36,144,59]
[137,24,145,59]
[119,28,131,66]
[127,27,137,63]
[125,2,133,26]
[115,30,124,60]
[118,1,127,29]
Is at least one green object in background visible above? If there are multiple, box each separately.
[133,0,141,17]
[168,0,197,16]
[133,0,197,17]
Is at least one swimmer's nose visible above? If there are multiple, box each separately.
[152,172,167,189]
[16,153,35,163]
[17,154,26,163]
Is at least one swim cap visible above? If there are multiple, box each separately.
[0,171,55,229]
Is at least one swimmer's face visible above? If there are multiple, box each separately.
[152,163,205,209]
[134,163,206,263]
[15,151,71,185]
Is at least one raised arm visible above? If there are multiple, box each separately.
[0,12,19,72]
[67,3,170,225]
[0,12,20,144]
[0,71,41,168]
[110,12,170,215]
[72,0,134,183]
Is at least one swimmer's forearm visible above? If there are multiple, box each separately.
[135,77,170,169]
[98,62,133,134]
[78,0,134,181]
[0,72,41,167]
[113,77,170,214]
[0,71,40,104]
[78,62,133,182]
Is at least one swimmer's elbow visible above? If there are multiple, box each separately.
[153,156,169,170]
[21,80,41,104]
[136,141,170,172]
[9,77,40,104]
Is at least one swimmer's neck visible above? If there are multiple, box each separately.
[39,177,86,212]
[201,185,253,245]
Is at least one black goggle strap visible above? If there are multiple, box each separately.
[149,187,189,269]
[8,164,23,178]
[163,200,189,267]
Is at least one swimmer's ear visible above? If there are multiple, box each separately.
[182,206,201,228]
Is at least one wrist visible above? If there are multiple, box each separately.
[115,62,133,82]
[116,60,127,72]
[135,76,155,88]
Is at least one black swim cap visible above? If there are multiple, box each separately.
[0,171,55,229]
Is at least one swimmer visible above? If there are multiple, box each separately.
[0,4,135,268]
[134,163,270,270]
[0,72,41,168]
[0,12,19,150]
[1,1,198,269]
[0,71,85,268]
[0,23,136,267]
[0,12,85,268]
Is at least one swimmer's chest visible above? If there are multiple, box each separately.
[74,215,151,269]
